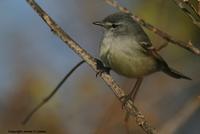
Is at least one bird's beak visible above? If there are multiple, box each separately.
[93,21,105,27]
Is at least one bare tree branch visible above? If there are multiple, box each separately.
[160,98,200,133]
[173,0,200,28]
[198,0,200,16]
[156,42,169,51]
[104,0,200,55]
[26,0,157,133]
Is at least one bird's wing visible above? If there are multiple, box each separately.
[138,40,169,69]
[133,22,169,68]
[133,21,153,49]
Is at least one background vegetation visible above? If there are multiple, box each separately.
[0,0,200,133]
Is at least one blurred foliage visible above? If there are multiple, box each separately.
[0,74,65,134]
[0,0,200,134]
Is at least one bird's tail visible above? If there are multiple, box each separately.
[163,67,191,80]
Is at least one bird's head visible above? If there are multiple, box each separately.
[93,12,136,35]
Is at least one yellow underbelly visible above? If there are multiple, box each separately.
[99,34,158,78]
[107,50,158,78]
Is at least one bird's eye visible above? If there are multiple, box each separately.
[111,23,119,28]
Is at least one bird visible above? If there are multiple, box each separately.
[93,12,191,103]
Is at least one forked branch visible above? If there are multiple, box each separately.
[173,0,200,28]
[26,0,157,133]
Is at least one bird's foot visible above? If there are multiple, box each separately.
[120,94,133,109]
[95,58,110,77]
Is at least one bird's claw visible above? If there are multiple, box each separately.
[120,94,133,109]
[96,70,104,77]
[95,58,110,77]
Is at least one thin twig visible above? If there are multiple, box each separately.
[160,98,200,133]
[173,0,200,28]
[198,0,200,16]
[104,0,200,55]
[26,0,157,133]
[156,42,169,51]
[22,60,85,124]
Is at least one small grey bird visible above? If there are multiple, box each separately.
[93,12,191,102]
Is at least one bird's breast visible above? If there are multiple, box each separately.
[99,35,158,78]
